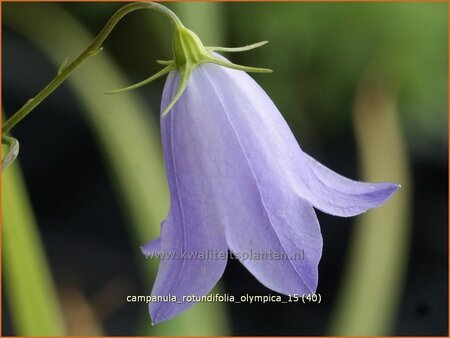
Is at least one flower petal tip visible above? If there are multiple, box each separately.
[149,303,175,326]
[386,182,401,195]
[140,237,161,258]
[368,181,401,209]
[301,153,401,217]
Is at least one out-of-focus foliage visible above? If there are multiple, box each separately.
[3,161,66,335]
[226,3,447,157]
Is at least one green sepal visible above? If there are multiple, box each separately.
[105,64,175,95]
[207,41,268,53]
[161,66,192,118]
[107,21,271,117]
[157,59,173,66]
[206,55,272,74]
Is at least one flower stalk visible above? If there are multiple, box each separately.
[2,2,180,135]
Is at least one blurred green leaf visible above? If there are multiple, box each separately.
[227,3,447,150]
[2,160,67,336]
[328,76,412,335]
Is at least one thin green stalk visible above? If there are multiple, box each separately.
[2,2,181,135]
[2,160,66,335]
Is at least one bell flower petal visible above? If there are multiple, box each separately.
[149,71,229,324]
[197,66,323,294]
[296,153,400,217]
[147,57,398,324]
[201,61,399,217]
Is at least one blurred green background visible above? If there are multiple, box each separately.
[2,2,447,336]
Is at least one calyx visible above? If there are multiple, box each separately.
[107,21,271,117]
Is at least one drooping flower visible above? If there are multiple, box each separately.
[115,14,399,325]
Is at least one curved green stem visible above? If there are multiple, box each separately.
[2,2,182,134]
[328,76,411,336]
